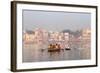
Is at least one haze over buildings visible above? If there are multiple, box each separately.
[23,10,91,32]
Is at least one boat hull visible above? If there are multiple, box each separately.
[48,49,60,52]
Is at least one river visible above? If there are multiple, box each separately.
[22,43,91,63]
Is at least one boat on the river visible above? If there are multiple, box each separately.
[48,44,61,52]
[65,47,71,50]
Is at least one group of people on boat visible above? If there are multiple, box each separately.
[48,43,71,52]
[48,44,61,50]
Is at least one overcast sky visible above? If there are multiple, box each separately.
[23,10,91,32]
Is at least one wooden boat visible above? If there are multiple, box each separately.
[48,44,61,52]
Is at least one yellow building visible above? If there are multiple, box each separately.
[82,28,91,49]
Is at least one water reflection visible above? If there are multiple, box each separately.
[22,44,91,62]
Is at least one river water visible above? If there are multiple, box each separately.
[22,44,91,62]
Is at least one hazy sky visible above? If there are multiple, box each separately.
[23,10,91,32]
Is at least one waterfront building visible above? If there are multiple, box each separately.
[81,28,91,49]
[23,31,35,43]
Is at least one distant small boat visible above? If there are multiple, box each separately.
[65,47,71,50]
[41,49,45,52]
